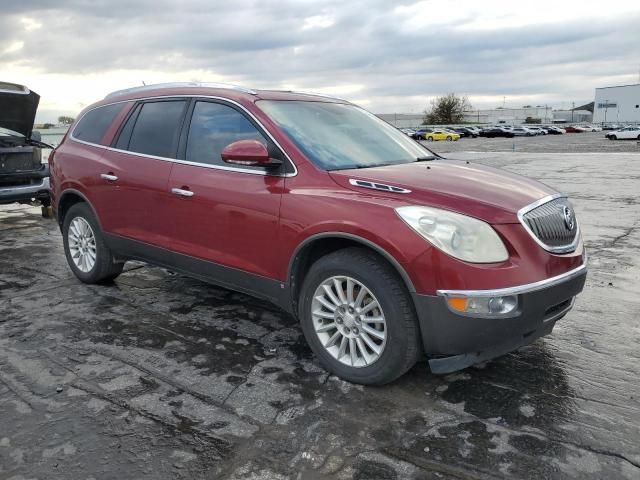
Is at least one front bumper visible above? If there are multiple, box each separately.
[412,264,587,373]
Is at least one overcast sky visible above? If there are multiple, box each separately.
[2,0,639,122]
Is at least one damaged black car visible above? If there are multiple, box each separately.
[0,82,52,206]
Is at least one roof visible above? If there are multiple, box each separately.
[102,82,348,104]
[595,83,640,90]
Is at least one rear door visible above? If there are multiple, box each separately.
[164,99,288,280]
[91,98,188,249]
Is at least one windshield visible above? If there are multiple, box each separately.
[257,100,435,170]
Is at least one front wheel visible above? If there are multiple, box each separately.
[446,136,452,141]
[298,248,421,385]
[62,203,124,283]
[426,136,434,141]
[610,135,617,140]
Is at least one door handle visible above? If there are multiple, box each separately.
[171,187,194,197]
[100,173,118,181]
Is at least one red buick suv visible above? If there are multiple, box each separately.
[49,83,586,384]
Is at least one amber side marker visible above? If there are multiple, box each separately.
[446,297,468,312]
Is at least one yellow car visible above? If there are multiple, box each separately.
[425,130,460,141]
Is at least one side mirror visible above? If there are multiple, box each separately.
[31,130,42,142]
[221,140,278,167]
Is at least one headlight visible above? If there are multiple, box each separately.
[395,206,508,263]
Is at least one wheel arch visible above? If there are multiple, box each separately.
[56,189,102,231]
[287,232,416,317]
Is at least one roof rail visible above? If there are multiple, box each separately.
[105,82,257,99]
[279,90,348,102]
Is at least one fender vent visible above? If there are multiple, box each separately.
[348,179,411,193]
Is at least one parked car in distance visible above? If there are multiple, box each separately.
[411,128,433,140]
[0,82,52,206]
[526,126,546,135]
[425,130,460,141]
[399,128,416,137]
[479,127,515,138]
[605,126,640,140]
[581,124,602,132]
[452,127,478,138]
[563,125,586,133]
[602,124,621,131]
[50,82,586,385]
[544,126,565,135]
[511,127,535,136]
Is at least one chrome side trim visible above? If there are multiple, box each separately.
[348,178,411,194]
[69,95,298,178]
[105,82,257,99]
[437,262,587,298]
[517,193,581,254]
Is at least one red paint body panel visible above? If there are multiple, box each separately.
[165,163,284,278]
[51,86,586,304]
[329,161,555,224]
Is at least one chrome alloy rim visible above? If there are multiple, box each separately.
[311,276,387,368]
[68,217,97,273]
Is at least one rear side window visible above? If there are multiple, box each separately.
[73,103,125,144]
[121,100,187,158]
[185,101,267,167]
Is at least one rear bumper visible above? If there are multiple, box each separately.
[413,264,587,373]
[0,166,50,204]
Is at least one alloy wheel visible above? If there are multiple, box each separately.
[68,217,97,273]
[311,276,387,368]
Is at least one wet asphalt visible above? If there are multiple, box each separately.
[1,151,639,479]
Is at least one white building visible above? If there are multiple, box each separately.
[462,106,553,125]
[552,109,593,124]
[593,83,640,124]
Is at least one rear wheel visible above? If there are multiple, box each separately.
[299,247,421,385]
[62,203,124,284]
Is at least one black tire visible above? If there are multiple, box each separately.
[427,136,433,142]
[62,203,124,284]
[610,135,617,140]
[298,247,421,385]
[446,136,452,141]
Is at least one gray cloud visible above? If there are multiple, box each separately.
[2,0,639,113]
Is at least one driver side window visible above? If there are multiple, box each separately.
[184,101,267,168]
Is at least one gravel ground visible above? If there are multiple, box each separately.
[423,131,640,154]
[1,151,639,479]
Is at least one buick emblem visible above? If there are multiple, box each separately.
[562,206,574,230]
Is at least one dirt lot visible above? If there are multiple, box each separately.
[1,151,639,479]
[424,131,640,154]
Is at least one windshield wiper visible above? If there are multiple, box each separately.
[415,156,435,162]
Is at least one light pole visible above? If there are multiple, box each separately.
[604,99,609,124]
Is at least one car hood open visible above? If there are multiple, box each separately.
[0,82,40,139]
[329,160,557,224]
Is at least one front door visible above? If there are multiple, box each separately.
[165,100,287,281]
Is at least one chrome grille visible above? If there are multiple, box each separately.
[519,196,579,253]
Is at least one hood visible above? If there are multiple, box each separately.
[0,82,40,138]
[329,160,556,224]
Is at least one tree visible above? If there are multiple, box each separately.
[423,93,471,125]
[58,116,75,125]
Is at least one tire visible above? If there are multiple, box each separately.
[427,136,434,141]
[610,135,617,140]
[446,136,452,141]
[298,247,421,385]
[62,203,124,284]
